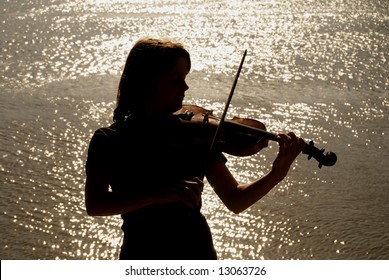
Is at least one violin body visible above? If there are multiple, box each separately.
[175,105,267,156]
[175,105,337,168]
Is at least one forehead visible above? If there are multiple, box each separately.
[168,57,190,75]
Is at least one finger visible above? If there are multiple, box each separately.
[278,133,304,157]
[182,179,203,197]
[286,132,305,152]
[173,186,196,209]
[276,133,287,143]
[174,180,202,208]
[276,134,289,151]
[191,177,204,193]
[287,132,297,141]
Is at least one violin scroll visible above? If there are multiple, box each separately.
[303,140,337,168]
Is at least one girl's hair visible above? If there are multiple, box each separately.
[113,37,191,123]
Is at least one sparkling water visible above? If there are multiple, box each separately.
[1,0,388,259]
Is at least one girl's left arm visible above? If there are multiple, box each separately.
[206,132,304,214]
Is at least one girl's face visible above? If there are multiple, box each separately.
[147,56,190,115]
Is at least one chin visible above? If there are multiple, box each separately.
[168,104,182,114]
[174,101,184,111]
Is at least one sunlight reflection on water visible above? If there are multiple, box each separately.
[1,0,388,260]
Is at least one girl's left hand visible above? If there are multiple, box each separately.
[271,132,305,181]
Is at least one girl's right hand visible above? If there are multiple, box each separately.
[155,177,204,209]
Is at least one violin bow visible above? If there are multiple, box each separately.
[200,49,247,179]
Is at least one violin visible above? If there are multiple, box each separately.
[175,104,337,168]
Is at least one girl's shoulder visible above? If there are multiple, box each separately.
[94,124,118,138]
[88,124,122,150]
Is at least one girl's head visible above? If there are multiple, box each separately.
[114,37,191,122]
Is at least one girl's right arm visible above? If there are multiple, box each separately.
[84,166,154,216]
[84,167,203,216]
